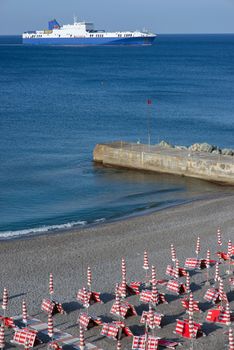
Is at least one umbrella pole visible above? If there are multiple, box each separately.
[145,322,148,350]
[205,268,210,286]
[145,270,149,287]
[227,257,232,275]
[117,325,123,343]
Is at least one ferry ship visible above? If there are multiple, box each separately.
[22,18,156,46]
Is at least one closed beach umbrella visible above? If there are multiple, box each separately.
[143,251,150,286]
[219,278,226,305]
[229,327,234,350]
[188,312,194,337]
[83,287,89,309]
[170,244,177,262]
[221,302,231,326]
[22,300,28,325]
[148,305,155,330]
[175,259,179,280]
[79,324,85,350]
[151,280,159,307]
[49,273,54,296]
[116,340,121,350]
[195,237,200,257]
[205,249,211,285]
[1,289,8,311]
[121,258,126,281]
[217,228,222,246]
[143,251,149,270]
[115,284,121,317]
[189,312,195,350]
[151,265,156,284]
[206,249,210,268]
[214,262,220,283]
[87,266,92,291]
[47,313,54,339]
[227,240,233,275]
[0,324,5,350]
[188,292,194,315]
[186,273,191,293]
[228,240,232,257]
[121,258,126,298]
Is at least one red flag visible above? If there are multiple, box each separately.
[147,99,152,105]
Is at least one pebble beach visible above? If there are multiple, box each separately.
[1,192,234,349]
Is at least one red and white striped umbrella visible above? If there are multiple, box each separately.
[206,249,211,269]
[188,292,194,315]
[229,327,234,350]
[49,273,54,296]
[195,237,200,257]
[121,258,127,298]
[217,228,222,246]
[151,265,156,284]
[87,266,92,290]
[83,287,89,309]
[79,324,85,350]
[148,305,155,330]
[214,262,220,282]
[170,244,176,262]
[222,302,231,326]
[116,340,121,350]
[48,313,54,338]
[175,259,179,279]
[22,300,28,325]
[228,240,232,257]
[227,240,233,275]
[219,278,227,303]
[115,284,121,316]
[48,313,54,339]
[186,273,191,292]
[1,289,8,311]
[121,258,126,282]
[0,324,5,349]
[143,251,149,270]
[188,312,195,339]
[205,249,211,285]
[151,280,159,306]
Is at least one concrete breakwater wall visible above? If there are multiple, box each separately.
[93,142,234,185]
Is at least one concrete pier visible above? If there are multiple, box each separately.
[93,141,234,185]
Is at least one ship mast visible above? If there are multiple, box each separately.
[73,14,78,24]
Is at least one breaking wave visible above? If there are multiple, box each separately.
[0,220,88,240]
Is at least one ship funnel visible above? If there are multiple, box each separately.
[48,19,60,30]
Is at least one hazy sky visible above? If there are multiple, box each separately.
[0,0,234,35]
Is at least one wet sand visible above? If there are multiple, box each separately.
[1,193,234,349]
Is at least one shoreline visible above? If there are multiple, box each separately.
[1,189,233,242]
[1,193,234,349]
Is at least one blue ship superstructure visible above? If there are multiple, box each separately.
[22,18,156,46]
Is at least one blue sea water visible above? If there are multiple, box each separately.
[0,35,234,239]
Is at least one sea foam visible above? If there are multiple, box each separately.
[0,220,87,240]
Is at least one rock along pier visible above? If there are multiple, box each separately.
[93,141,234,185]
